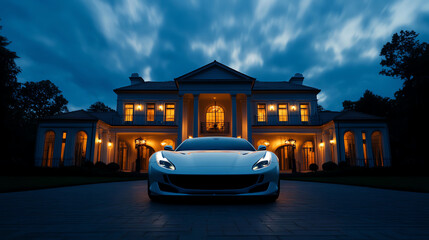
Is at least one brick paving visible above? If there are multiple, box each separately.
[0,180,428,239]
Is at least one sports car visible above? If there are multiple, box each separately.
[147,137,280,201]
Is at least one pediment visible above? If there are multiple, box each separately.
[175,61,255,82]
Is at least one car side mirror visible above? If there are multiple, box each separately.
[164,145,173,151]
[257,145,266,151]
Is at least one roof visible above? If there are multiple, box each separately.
[114,81,177,92]
[319,110,385,124]
[42,110,121,125]
[252,81,320,92]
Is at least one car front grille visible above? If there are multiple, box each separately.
[166,174,261,190]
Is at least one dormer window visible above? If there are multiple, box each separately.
[124,104,134,122]
[300,104,309,122]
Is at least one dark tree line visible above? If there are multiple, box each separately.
[343,30,429,168]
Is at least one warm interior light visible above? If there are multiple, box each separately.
[136,104,143,111]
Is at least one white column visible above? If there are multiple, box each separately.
[231,94,237,137]
[193,94,199,138]
[177,95,183,146]
[246,95,252,144]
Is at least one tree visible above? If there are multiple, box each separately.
[379,30,429,168]
[87,101,115,112]
[17,80,68,121]
[342,90,393,118]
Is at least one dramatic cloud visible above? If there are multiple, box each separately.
[1,0,429,110]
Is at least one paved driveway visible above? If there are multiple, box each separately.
[0,180,428,240]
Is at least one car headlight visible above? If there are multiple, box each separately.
[252,152,271,170]
[156,152,176,170]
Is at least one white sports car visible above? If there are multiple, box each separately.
[147,137,280,201]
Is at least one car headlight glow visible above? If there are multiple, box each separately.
[156,152,176,170]
[252,152,271,170]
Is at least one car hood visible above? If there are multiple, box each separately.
[161,150,267,174]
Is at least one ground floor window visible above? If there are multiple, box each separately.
[302,141,315,171]
[42,131,55,167]
[371,131,384,167]
[137,145,155,171]
[75,131,87,166]
[344,131,356,166]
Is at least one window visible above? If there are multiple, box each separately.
[60,132,67,166]
[147,103,155,122]
[362,132,368,167]
[206,105,225,131]
[165,103,175,122]
[344,131,356,166]
[124,104,134,122]
[278,104,288,122]
[300,104,309,122]
[42,131,55,167]
[257,104,266,122]
[74,131,87,166]
[371,131,384,167]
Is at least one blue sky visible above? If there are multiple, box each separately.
[1,0,429,111]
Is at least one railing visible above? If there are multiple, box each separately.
[253,115,320,126]
[201,122,230,134]
[111,114,177,126]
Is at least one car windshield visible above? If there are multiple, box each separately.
[176,137,256,151]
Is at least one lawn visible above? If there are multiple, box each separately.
[281,175,429,193]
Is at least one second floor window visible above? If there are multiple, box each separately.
[257,104,266,122]
[147,103,155,122]
[278,104,288,122]
[124,104,134,122]
[165,103,175,122]
[300,104,309,122]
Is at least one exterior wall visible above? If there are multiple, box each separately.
[335,121,391,167]
[35,121,97,167]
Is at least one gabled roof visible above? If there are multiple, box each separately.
[252,81,320,92]
[114,81,177,92]
[174,60,256,82]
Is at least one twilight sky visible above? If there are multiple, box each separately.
[1,0,429,111]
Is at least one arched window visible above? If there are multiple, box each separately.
[302,141,315,171]
[344,131,356,166]
[275,145,294,171]
[75,131,88,166]
[42,131,55,167]
[206,105,225,132]
[371,131,384,167]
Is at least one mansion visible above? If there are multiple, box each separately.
[35,61,391,172]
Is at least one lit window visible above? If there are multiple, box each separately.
[165,103,175,122]
[124,104,134,122]
[147,103,155,122]
[60,132,67,166]
[206,105,225,131]
[278,104,288,122]
[257,104,266,122]
[300,104,309,122]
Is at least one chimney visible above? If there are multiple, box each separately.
[129,73,144,85]
[289,73,304,85]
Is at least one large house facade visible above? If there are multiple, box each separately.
[34,61,391,172]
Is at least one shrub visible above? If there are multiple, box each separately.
[338,161,350,169]
[322,161,338,171]
[82,161,94,168]
[106,162,120,171]
[309,163,319,172]
[94,161,107,169]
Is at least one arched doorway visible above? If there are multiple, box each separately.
[371,131,384,167]
[275,145,294,171]
[42,131,55,167]
[344,131,356,166]
[137,145,155,171]
[302,141,315,171]
[205,105,225,133]
[74,131,87,166]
